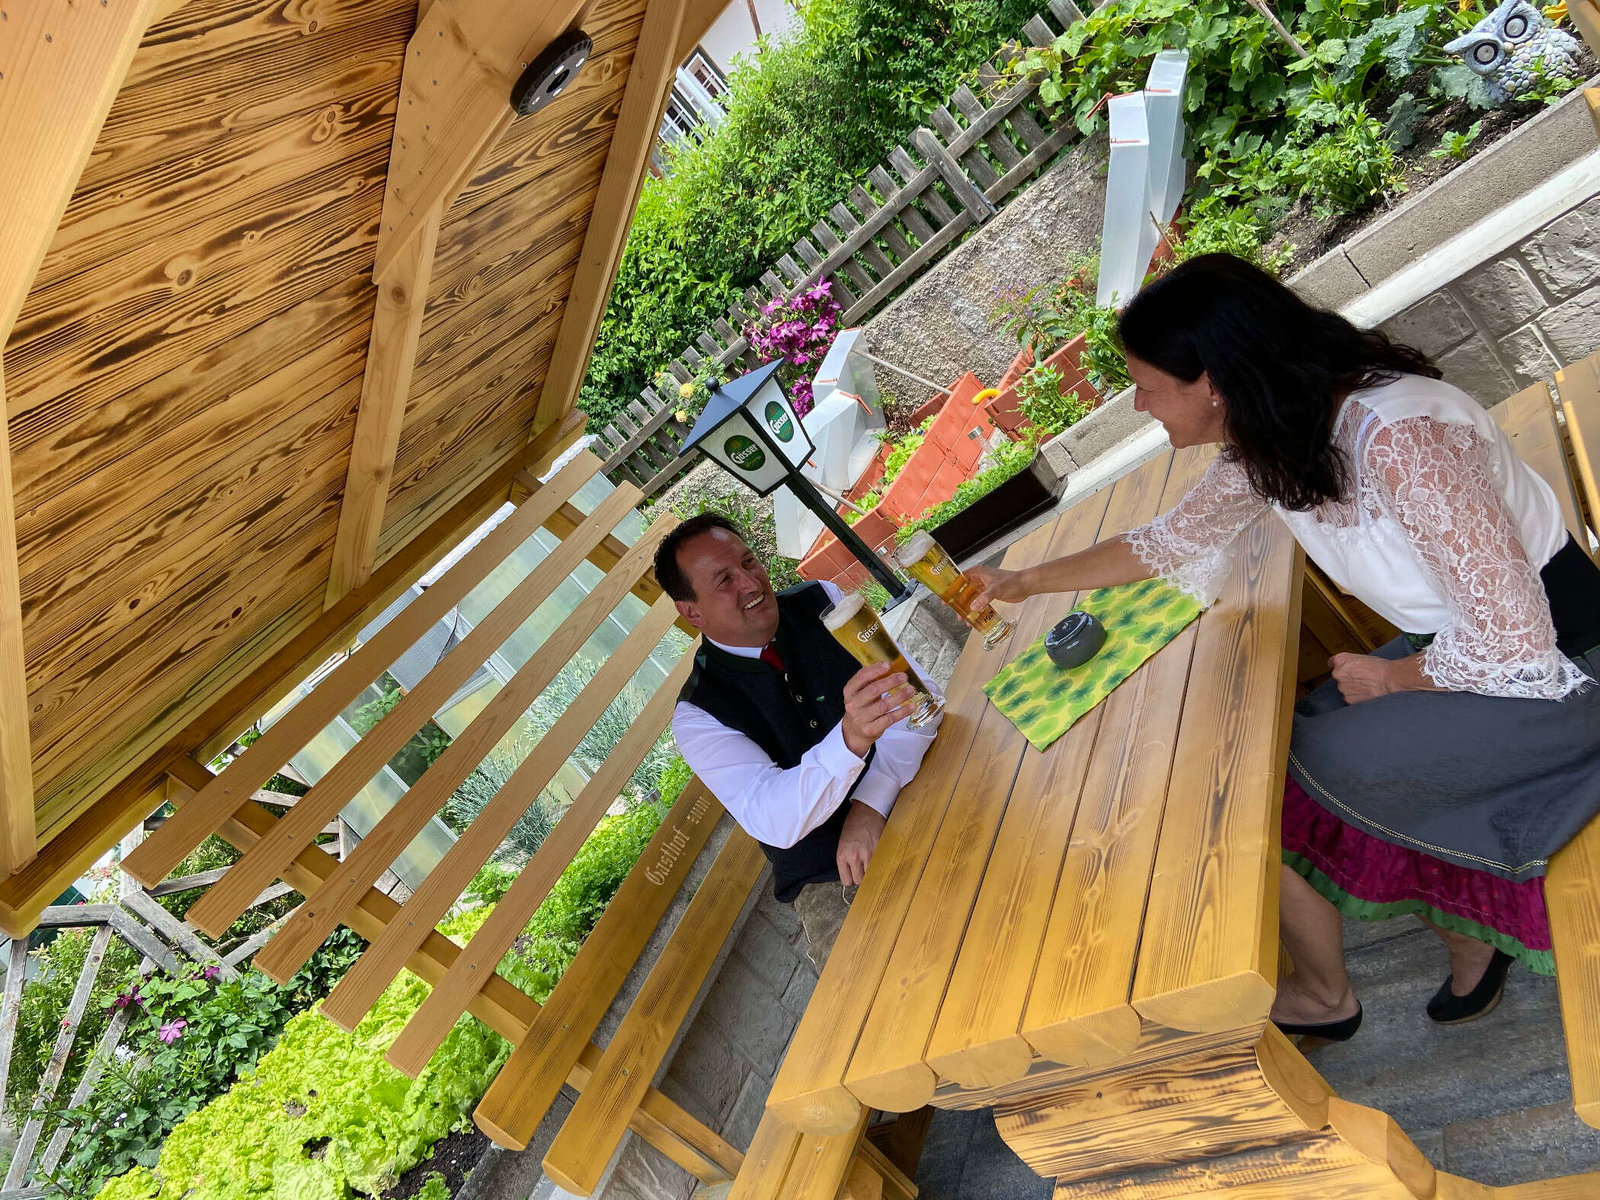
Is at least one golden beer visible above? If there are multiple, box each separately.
[820,594,944,729]
[894,531,1015,649]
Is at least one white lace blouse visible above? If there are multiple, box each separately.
[1124,374,1588,700]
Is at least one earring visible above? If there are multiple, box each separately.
[1211,400,1220,408]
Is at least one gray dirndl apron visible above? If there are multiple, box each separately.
[1286,537,1600,883]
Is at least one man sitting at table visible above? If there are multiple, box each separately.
[654,513,942,969]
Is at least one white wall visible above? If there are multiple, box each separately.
[695,0,802,77]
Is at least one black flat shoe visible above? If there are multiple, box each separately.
[1273,1002,1363,1043]
[1427,949,1513,1024]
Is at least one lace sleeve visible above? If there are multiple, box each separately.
[1124,455,1267,607]
[1364,417,1589,700]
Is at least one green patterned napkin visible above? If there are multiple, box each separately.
[984,578,1202,752]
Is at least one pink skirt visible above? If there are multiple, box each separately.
[1281,777,1554,975]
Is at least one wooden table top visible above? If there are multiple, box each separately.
[764,443,1306,1136]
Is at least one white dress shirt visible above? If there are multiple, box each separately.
[673,580,943,849]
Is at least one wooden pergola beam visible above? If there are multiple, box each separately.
[370,0,589,283]
[0,362,31,874]
[532,0,691,437]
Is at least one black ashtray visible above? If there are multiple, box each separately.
[1045,611,1106,669]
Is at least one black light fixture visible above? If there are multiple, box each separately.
[679,362,912,606]
[512,30,593,116]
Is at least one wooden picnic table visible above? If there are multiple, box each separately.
[761,441,1327,1190]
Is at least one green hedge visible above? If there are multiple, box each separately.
[580,0,1043,430]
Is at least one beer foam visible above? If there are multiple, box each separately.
[897,530,935,563]
[820,592,865,630]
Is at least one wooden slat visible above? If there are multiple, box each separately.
[541,831,766,1193]
[849,457,1160,1110]
[952,85,1022,171]
[159,756,738,1179]
[4,924,112,1189]
[1549,811,1600,1128]
[1556,354,1600,550]
[473,780,724,1149]
[248,499,670,979]
[0,0,163,337]
[840,214,971,326]
[371,0,587,279]
[778,1112,873,1200]
[855,1141,917,1200]
[836,1156,883,1200]
[1130,513,1302,1032]
[730,1111,806,1200]
[830,204,896,281]
[928,449,1199,1086]
[534,0,690,435]
[0,936,29,1117]
[121,451,604,892]
[319,590,683,1028]
[850,185,913,261]
[387,649,696,1075]
[326,214,444,606]
[764,516,1071,1135]
[0,362,32,873]
[1492,384,1586,543]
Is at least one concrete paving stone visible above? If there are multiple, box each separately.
[1435,335,1518,408]
[753,888,808,949]
[731,910,801,994]
[1441,1101,1600,1187]
[720,1070,771,1152]
[1498,324,1561,386]
[602,1137,698,1200]
[956,1109,1054,1200]
[695,953,799,1077]
[1380,292,1477,358]
[658,1018,750,1126]
[913,1108,984,1199]
[1456,259,1548,336]
[779,957,818,1018]
[1537,282,1600,364]
[1522,195,1600,300]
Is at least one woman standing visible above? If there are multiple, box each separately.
[970,254,1600,1039]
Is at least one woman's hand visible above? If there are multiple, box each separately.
[1329,652,1442,704]
[968,565,1033,610]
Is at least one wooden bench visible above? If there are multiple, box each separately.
[722,1109,919,1200]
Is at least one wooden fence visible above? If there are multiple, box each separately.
[589,0,1091,499]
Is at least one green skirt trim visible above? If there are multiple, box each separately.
[1282,850,1555,977]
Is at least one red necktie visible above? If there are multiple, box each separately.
[759,642,786,672]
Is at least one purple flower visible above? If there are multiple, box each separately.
[112,983,143,1010]
[197,966,220,982]
[158,1019,187,1044]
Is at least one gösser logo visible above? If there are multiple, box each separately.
[724,434,766,471]
[764,400,795,442]
[856,623,879,643]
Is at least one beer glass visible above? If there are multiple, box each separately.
[894,531,1015,649]
[820,594,945,729]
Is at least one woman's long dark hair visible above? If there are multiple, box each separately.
[1118,253,1440,511]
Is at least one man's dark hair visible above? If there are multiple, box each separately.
[653,512,749,601]
[1119,253,1440,511]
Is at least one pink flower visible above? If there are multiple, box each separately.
[111,983,143,1010]
[158,1019,187,1044]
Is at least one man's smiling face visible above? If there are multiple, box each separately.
[673,527,779,647]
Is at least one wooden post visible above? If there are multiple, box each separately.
[0,360,33,875]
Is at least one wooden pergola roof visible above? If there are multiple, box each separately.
[0,0,723,929]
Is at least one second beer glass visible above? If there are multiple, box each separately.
[820,594,945,730]
[894,531,1015,649]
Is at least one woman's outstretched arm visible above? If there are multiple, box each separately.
[968,536,1150,608]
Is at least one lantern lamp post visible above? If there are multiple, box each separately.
[678,360,912,606]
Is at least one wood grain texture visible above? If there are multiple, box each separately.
[371,0,588,278]
[541,831,766,1194]
[994,1036,1318,1181]
[473,781,723,1150]
[765,520,1066,1135]
[387,650,695,1076]
[0,362,32,872]
[777,1112,873,1200]
[327,213,442,605]
[1555,355,1600,553]
[1326,1098,1435,1198]
[1017,447,1211,1071]
[1548,806,1600,1129]
[120,450,600,890]
[534,0,688,435]
[0,0,162,338]
[242,488,657,973]
[319,591,683,1029]
[728,1112,806,1200]
[1130,509,1301,1034]
[1491,385,1586,543]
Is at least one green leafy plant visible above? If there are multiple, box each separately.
[446,739,560,862]
[655,754,694,807]
[1275,99,1405,219]
[347,679,453,786]
[879,423,929,486]
[417,1173,452,1200]
[845,488,882,525]
[1516,53,1583,106]
[1173,194,1295,273]
[1014,363,1093,437]
[897,436,1040,542]
[1431,118,1483,160]
[856,579,893,612]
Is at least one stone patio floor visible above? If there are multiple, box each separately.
[911,914,1600,1198]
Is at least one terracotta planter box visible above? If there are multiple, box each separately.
[930,449,1065,563]
[986,333,1102,439]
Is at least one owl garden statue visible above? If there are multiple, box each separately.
[1442,0,1585,105]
